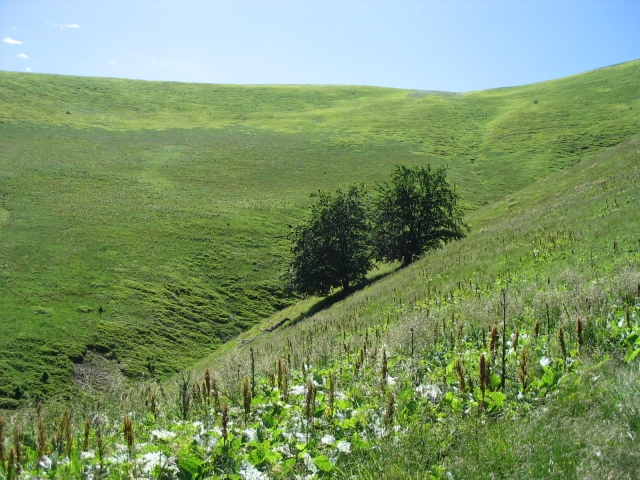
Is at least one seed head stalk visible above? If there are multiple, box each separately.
[501,288,507,391]
[479,353,486,406]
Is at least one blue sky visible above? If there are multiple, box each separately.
[1,0,639,91]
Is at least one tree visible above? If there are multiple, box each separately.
[372,165,467,266]
[286,185,372,296]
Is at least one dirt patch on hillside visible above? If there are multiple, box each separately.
[73,350,125,391]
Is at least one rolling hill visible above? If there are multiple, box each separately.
[0,59,639,406]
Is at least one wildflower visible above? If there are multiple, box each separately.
[240,459,268,480]
[243,428,258,442]
[540,356,552,367]
[303,452,319,474]
[242,375,252,420]
[490,325,499,352]
[321,434,336,445]
[479,353,486,400]
[150,429,177,441]
[140,451,178,476]
[415,384,442,402]
[80,450,95,460]
[558,327,567,361]
[38,455,52,470]
[274,444,293,457]
[336,440,351,454]
[290,385,305,395]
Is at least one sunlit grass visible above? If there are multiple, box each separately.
[0,59,639,405]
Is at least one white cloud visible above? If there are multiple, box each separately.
[16,53,28,59]
[107,60,116,65]
[3,37,23,44]
[51,23,80,30]
[25,67,31,72]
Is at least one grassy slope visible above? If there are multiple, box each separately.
[0,60,639,404]
[197,132,640,479]
[3,121,637,480]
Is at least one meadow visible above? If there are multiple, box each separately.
[1,121,638,479]
[0,59,639,407]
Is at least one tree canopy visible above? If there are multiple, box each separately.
[372,165,467,266]
[286,165,467,297]
[286,185,372,296]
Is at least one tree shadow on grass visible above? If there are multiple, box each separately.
[285,266,400,329]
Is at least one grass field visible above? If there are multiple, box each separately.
[0,59,639,405]
[1,125,638,479]
[187,130,640,479]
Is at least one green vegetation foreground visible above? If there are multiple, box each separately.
[0,60,639,405]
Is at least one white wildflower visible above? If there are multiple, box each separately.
[335,391,347,400]
[140,451,163,474]
[38,455,52,469]
[243,428,258,442]
[151,429,177,441]
[139,451,178,476]
[290,385,306,395]
[274,444,293,457]
[303,452,318,473]
[240,459,268,480]
[106,452,128,464]
[114,444,128,453]
[415,384,442,403]
[540,356,552,367]
[386,375,397,386]
[373,425,386,438]
[320,434,335,445]
[192,421,205,434]
[80,450,95,460]
[336,440,351,454]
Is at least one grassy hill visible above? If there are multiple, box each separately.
[2,124,638,479]
[0,59,639,405]
[187,129,640,479]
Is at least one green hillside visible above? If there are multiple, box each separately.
[0,60,639,405]
[3,124,638,479]
[188,131,640,479]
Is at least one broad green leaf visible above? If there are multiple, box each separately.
[313,455,334,472]
[177,454,203,480]
[541,367,556,387]
[262,413,276,429]
[487,391,505,409]
[625,347,640,363]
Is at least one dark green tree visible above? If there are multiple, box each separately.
[286,185,372,296]
[372,165,467,266]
